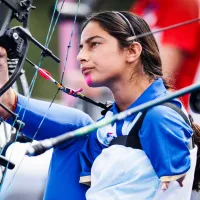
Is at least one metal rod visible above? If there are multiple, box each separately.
[127,18,200,41]
[17,27,60,63]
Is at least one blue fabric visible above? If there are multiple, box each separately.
[79,78,193,179]
[140,105,192,178]
[7,95,94,200]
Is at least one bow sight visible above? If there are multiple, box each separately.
[0,0,60,96]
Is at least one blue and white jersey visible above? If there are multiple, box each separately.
[79,78,193,199]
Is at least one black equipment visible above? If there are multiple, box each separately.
[190,90,200,113]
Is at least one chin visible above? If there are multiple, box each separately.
[87,81,101,88]
[85,74,101,87]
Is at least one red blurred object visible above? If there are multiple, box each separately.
[38,68,52,80]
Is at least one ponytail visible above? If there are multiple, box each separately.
[189,115,200,191]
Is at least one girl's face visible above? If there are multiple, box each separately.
[77,21,128,88]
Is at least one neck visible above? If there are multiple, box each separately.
[110,75,152,112]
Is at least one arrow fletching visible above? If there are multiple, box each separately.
[38,68,52,80]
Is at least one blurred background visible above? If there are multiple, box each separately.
[0,0,199,199]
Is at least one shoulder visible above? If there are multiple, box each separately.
[144,102,184,124]
[140,101,193,138]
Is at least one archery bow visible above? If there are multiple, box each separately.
[0,0,86,197]
[0,0,200,198]
[0,1,61,159]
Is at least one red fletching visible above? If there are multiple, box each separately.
[38,68,52,80]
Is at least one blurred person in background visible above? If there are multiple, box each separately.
[130,0,200,110]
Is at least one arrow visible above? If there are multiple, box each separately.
[25,58,108,109]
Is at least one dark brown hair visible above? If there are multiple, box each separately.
[82,10,200,191]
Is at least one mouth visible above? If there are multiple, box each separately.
[81,67,93,75]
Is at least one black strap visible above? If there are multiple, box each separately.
[109,110,148,149]
[109,102,193,149]
[101,102,113,116]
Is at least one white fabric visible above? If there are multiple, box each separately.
[191,191,200,200]
[86,145,160,200]
[86,145,197,200]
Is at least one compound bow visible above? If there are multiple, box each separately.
[0,1,112,197]
[0,0,199,198]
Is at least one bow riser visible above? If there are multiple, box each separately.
[0,33,29,96]
[0,0,33,96]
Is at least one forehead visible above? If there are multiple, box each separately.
[80,21,110,43]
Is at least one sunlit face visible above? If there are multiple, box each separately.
[77,21,128,88]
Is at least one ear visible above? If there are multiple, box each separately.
[126,42,142,63]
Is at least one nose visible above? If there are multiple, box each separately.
[77,48,89,64]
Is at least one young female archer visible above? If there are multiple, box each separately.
[0,10,199,200]
[77,11,200,199]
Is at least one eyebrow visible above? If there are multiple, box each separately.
[79,36,104,48]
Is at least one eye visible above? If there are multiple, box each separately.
[79,44,83,50]
[91,42,100,48]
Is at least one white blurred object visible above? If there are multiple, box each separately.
[87,145,197,200]
[191,191,200,200]
[0,141,52,200]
